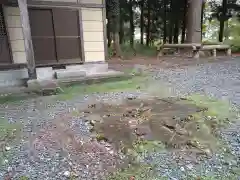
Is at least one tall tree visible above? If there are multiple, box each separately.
[146,0,151,46]
[186,0,203,43]
[140,0,145,44]
[173,0,180,43]
[129,0,134,47]
[181,0,188,43]
[219,0,227,42]
[107,0,122,57]
[168,0,173,43]
[163,0,167,43]
[210,0,239,42]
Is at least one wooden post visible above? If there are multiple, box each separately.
[17,0,36,79]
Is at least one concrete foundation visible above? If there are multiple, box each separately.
[55,70,86,79]
[36,67,54,80]
[0,63,123,88]
[0,68,28,87]
[66,62,108,75]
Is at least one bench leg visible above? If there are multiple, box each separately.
[212,49,217,58]
[158,50,163,57]
[227,48,231,56]
[193,50,200,59]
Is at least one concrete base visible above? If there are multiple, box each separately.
[66,62,108,75]
[55,70,86,79]
[0,68,28,87]
[27,70,125,90]
[36,67,54,80]
[0,62,117,88]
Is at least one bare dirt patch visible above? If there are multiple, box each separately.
[86,97,220,158]
[29,96,225,178]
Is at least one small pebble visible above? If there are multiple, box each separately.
[180,167,185,172]
[63,171,71,177]
[5,146,11,151]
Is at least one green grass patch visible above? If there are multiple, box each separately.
[106,164,161,180]
[0,94,27,104]
[108,43,157,59]
[186,94,238,124]
[0,118,22,140]
[0,117,22,166]
[19,176,30,180]
[133,140,166,155]
[57,76,147,101]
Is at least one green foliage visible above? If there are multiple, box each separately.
[229,39,240,53]
[106,164,160,180]
[0,118,21,140]
[133,140,166,154]
[19,176,30,180]
[0,117,22,166]
[0,94,26,104]
[108,43,157,59]
[186,93,238,125]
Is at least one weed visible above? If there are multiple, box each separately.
[106,164,160,180]
[0,94,26,104]
[186,94,238,125]
[133,140,166,154]
[0,117,22,166]
[19,176,29,180]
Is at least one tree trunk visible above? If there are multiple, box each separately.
[219,20,225,42]
[186,0,203,43]
[173,0,179,44]
[219,0,227,42]
[224,21,229,40]
[163,0,167,43]
[146,0,151,46]
[107,21,112,47]
[108,0,122,57]
[140,0,144,45]
[201,0,205,41]
[168,0,173,43]
[129,0,134,47]
[113,32,122,57]
[181,0,187,43]
[173,22,179,43]
[119,16,124,44]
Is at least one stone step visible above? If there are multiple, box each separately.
[66,63,108,75]
[86,70,124,78]
[54,69,86,79]
[27,70,126,90]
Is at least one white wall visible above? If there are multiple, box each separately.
[81,7,105,62]
[3,6,27,64]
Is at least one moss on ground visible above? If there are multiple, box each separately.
[106,164,161,180]
[133,140,166,154]
[186,94,238,123]
[57,76,148,100]
[0,94,27,104]
[0,117,22,166]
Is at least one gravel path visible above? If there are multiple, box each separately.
[0,58,240,179]
[155,58,240,107]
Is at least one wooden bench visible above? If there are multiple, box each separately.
[158,43,202,58]
[201,44,231,57]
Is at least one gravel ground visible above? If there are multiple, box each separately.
[0,92,145,180]
[140,57,240,179]
[0,58,240,179]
